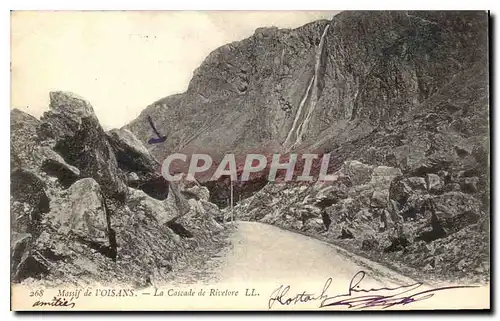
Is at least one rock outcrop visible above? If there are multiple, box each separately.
[107,128,169,200]
[10,92,226,286]
[40,91,128,200]
[233,158,489,283]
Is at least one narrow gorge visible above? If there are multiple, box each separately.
[126,11,489,284]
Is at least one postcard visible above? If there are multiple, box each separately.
[10,10,490,311]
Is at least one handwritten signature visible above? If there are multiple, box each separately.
[32,296,76,309]
[268,271,478,310]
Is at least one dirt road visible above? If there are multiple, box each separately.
[214,221,415,285]
[164,221,488,310]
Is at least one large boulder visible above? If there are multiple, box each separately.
[431,192,482,234]
[39,91,128,200]
[10,232,33,280]
[389,177,413,205]
[47,178,110,244]
[107,128,159,172]
[389,176,428,207]
[461,176,480,194]
[39,146,80,188]
[10,169,50,233]
[370,166,403,190]
[11,231,49,282]
[371,189,389,208]
[107,128,170,200]
[167,179,192,216]
[11,109,43,170]
[11,108,82,190]
[314,182,349,206]
[341,160,374,186]
[127,188,179,225]
[182,185,210,201]
[200,200,225,222]
[427,173,444,194]
[407,177,427,190]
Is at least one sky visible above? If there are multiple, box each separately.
[11,11,339,129]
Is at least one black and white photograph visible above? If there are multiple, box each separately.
[9,9,491,311]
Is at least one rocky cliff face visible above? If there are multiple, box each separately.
[127,11,488,161]
[126,11,489,283]
[11,92,225,286]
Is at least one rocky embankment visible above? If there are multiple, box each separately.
[232,157,489,284]
[11,92,226,287]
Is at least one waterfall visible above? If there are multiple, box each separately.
[282,23,330,151]
[294,24,330,147]
[282,76,315,148]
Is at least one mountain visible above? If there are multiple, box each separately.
[126,11,488,162]
[126,11,490,283]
